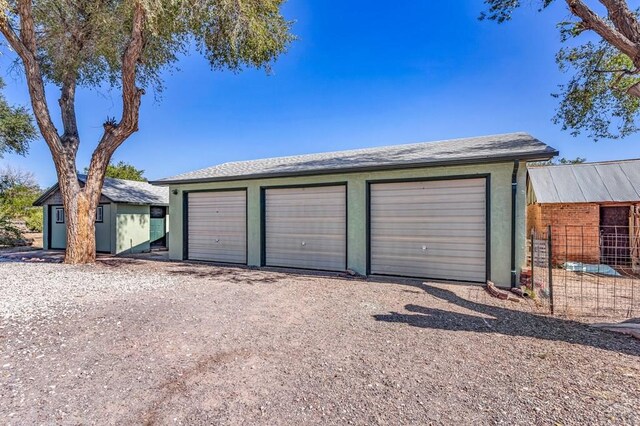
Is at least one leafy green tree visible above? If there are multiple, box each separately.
[482,0,640,140]
[557,157,587,164]
[0,167,42,246]
[532,156,587,166]
[84,161,146,182]
[0,77,37,157]
[0,0,294,263]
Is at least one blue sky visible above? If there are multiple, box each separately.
[1,1,638,187]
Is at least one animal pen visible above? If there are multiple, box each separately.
[527,211,640,318]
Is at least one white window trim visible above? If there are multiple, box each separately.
[95,205,104,223]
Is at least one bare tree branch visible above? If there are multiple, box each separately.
[59,77,79,148]
[86,1,146,189]
[567,0,640,61]
[599,0,640,44]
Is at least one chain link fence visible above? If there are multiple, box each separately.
[526,225,640,318]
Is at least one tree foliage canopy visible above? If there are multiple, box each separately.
[0,77,37,157]
[0,0,294,262]
[532,156,587,166]
[0,166,42,233]
[482,0,640,140]
[84,160,146,181]
[2,0,294,92]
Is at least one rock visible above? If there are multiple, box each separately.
[591,323,640,340]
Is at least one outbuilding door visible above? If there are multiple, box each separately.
[186,190,247,264]
[600,206,630,266]
[150,206,167,248]
[369,177,487,282]
[264,185,346,271]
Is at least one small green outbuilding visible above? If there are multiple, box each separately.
[34,175,170,255]
[152,133,557,287]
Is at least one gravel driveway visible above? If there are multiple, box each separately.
[1,258,639,425]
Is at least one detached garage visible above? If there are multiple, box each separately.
[153,133,557,287]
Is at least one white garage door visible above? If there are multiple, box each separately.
[370,178,487,282]
[187,190,247,263]
[265,185,346,271]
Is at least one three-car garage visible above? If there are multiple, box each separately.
[158,133,558,287]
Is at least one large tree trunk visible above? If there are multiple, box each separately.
[54,157,107,264]
[62,188,98,264]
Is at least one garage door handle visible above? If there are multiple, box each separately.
[422,245,427,251]
[301,241,306,246]
[215,238,220,243]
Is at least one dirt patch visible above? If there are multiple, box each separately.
[1,260,639,425]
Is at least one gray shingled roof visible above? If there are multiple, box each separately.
[153,132,557,184]
[528,159,640,203]
[91,175,169,205]
[34,175,169,206]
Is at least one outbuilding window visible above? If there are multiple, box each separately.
[95,206,104,223]
[55,208,64,223]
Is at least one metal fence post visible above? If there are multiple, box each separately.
[547,225,554,314]
[530,230,534,291]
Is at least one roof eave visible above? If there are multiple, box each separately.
[150,150,558,186]
[33,183,60,206]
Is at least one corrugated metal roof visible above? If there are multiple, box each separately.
[34,175,169,206]
[152,132,557,184]
[528,159,640,203]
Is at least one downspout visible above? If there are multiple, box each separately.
[511,160,520,288]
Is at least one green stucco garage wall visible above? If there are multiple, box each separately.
[167,161,528,287]
[114,204,151,254]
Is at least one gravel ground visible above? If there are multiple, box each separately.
[1,258,639,425]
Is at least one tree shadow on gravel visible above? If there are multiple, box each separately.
[167,267,286,285]
[373,283,640,357]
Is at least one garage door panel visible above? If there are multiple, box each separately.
[266,241,345,254]
[372,228,485,237]
[372,254,486,268]
[372,192,484,202]
[188,191,246,264]
[371,240,485,252]
[372,186,484,199]
[265,233,345,242]
[372,264,484,281]
[376,179,484,190]
[265,186,346,271]
[372,204,485,215]
[370,178,487,282]
[372,221,485,230]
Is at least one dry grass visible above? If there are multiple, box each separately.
[533,267,640,318]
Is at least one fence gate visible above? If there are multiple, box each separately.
[529,227,554,314]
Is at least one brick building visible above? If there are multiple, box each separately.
[527,160,640,270]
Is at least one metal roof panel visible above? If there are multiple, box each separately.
[595,164,638,202]
[528,168,561,203]
[528,159,640,204]
[571,164,611,202]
